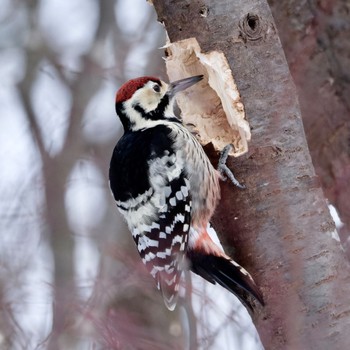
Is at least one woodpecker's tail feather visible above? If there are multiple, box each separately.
[157,269,181,311]
[159,281,177,311]
[187,251,264,310]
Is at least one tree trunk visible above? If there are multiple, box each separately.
[151,0,350,349]
[268,0,350,255]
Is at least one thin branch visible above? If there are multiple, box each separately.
[182,272,198,350]
[17,50,48,159]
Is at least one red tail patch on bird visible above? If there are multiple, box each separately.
[116,76,161,104]
[193,228,224,257]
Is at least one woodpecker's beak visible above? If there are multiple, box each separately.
[169,75,203,96]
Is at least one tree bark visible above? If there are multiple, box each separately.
[151,0,350,349]
[268,0,350,255]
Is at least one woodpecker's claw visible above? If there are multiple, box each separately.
[218,144,246,189]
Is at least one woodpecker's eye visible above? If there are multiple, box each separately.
[153,84,161,93]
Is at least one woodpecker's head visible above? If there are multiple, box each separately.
[115,75,203,131]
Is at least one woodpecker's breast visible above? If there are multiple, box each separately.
[168,123,221,229]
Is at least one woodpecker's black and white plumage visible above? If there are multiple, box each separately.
[109,75,263,310]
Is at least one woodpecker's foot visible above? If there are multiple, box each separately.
[218,144,246,189]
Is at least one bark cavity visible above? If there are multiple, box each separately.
[164,37,250,156]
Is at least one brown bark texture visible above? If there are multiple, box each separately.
[268,0,350,255]
[151,0,350,349]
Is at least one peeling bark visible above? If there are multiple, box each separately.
[152,0,350,349]
[165,37,250,156]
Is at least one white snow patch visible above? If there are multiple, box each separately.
[328,204,344,229]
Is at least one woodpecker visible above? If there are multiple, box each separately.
[109,75,264,310]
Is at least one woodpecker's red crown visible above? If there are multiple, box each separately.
[116,76,161,104]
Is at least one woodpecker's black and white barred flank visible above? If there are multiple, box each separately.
[109,75,264,310]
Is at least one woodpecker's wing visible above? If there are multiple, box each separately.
[134,173,191,310]
[109,126,191,310]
